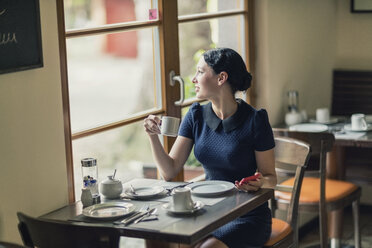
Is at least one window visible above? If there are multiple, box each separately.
[57,0,254,203]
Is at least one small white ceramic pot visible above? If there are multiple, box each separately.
[99,176,123,199]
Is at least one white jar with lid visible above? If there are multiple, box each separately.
[100,176,123,199]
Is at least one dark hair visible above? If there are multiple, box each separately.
[203,48,252,93]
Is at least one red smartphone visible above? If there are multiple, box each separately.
[239,173,260,186]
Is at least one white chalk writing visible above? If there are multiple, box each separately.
[0,9,6,16]
[0,33,18,45]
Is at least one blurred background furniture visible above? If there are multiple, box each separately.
[331,69,372,186]
[331,70,372,116]
[17,212,121,248]
[272,130,361,248]
[0,241,27,248]
[264,136,311,247]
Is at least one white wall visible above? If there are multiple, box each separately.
[0,0,68,244]
[255,0,337,125]
[335,1,372,70]
[255,0,372,125]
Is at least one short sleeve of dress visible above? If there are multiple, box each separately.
[178,103,200,140]
[253,109,275,151]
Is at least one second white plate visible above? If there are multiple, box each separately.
[189,180,235,196]
[124,186,164,199]
[309,118,338,124]
[289,123,328,132]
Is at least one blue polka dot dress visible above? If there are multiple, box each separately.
[178,99,275,247]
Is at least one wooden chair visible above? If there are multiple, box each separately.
[272,129,362,248]
[264,136,311,248]
[17,212,121,248]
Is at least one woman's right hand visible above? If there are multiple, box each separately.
[143,115,161,136]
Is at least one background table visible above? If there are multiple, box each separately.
[275,121,372,247]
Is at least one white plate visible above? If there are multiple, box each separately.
[189,180,235,196]
[162,201,204,214]
[309,118,338,125]
[344,124,372,132]
[289,123,328,132]
[124,186,164,199]
[82,202,135,220]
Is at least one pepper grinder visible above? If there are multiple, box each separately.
[81,188,93,208]
[285,90,303,125]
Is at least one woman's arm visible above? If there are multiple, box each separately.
[235,149,277,191]
[144,115,194,181]
[255,148,277,188]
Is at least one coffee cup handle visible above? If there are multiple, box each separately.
[362,118,368,129]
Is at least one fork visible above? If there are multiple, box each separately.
[134,208,157,224]
[122,206,155,226]
[114,205,148,225]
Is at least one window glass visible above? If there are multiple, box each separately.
[67,28,160,133]
[64,0,155,30]
[179,15,245,101]
[178,0,243,16]
[73,121,154,199]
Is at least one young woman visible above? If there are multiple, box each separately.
[144,48,276,248]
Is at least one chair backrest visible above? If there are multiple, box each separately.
[332,70,372,116]
[17,212,121,248]
[273,129,335,175]
[273,136,311,246]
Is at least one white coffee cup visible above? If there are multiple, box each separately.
[316,108,330,123]
[351,113,367,130]
[172,187,194,211]
[160,116,180,137]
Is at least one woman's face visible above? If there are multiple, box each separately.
[192,57,219,99]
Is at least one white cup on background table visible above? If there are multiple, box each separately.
[316,108,330,123]
[351,113,367,130]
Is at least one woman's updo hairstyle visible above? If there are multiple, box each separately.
[203,48,252,94]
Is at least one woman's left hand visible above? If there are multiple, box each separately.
[235,172,263,192]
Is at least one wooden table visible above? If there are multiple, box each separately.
[40,179,273,247]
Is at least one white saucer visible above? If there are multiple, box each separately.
[289,123,328,132]
[309,118,338,125]
[162,201,204,214]
[344,124,372,132]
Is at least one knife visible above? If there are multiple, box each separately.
[121,208,156,226]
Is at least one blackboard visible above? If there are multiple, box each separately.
[0,0,43,74]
